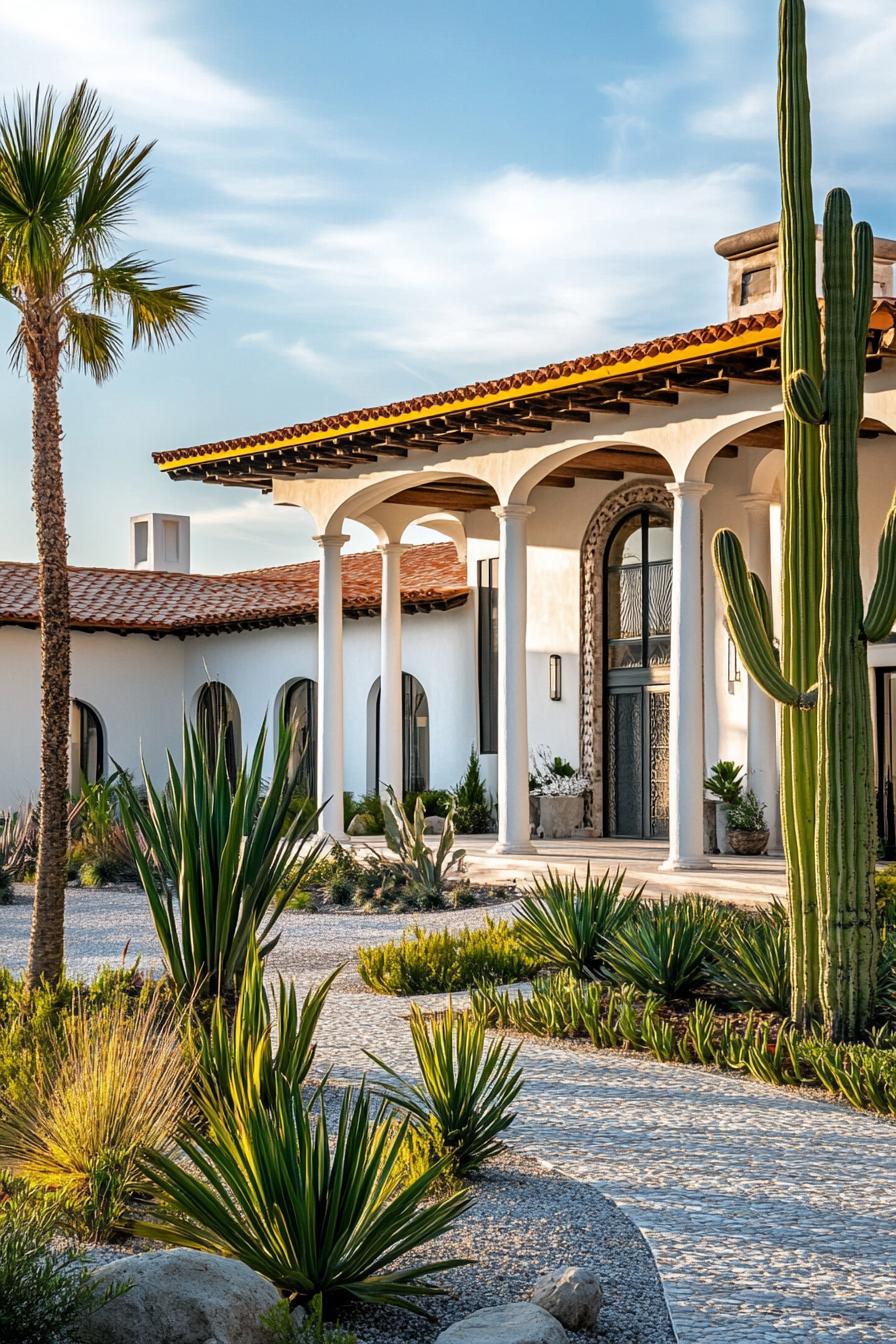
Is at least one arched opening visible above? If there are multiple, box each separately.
[580,480,674,834]
[281,678,317,797]
[603,508,673,839]
[368,673,431,794]
[70,700,104,793]
[196,681,241,786]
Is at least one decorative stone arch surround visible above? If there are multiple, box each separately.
[580,478,673,830]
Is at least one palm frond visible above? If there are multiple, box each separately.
[63,308,123,381]
[87,253,206,348]
[69,134,153,262]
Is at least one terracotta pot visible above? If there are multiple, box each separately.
[727,828,769,856]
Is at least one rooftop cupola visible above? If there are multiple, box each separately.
[715,221,896,320]
[130,513,190,573]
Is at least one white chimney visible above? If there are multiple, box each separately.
[130,513,191,573]
[715,222,896,320]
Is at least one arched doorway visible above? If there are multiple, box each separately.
[368,673,430,794]
[70,700,104,793]
[603,508,673,838]
[281,678,317,797]
[196,681,241,786]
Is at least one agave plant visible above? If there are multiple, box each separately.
[369,1002,523,1177]
[602,896,719,1002]
[513,867,643,980]
[119,717,323,1000]
[712,905,791,1015]
[0,804,36,901]
[381,786,465,908]
[196,940,339,1106]
[137,1080,471,1315]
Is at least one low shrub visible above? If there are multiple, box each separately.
[403,789,453,820]
[514,867,642,980]
[138,1081,472,1315]
[371,1003,523,1179]
[602,896,720,1001]
[262,1297,356,1344]
[343,791,385,834]
[0,994,189,1241]
[302,844,417,910]
[875,863,896,918]
[357,921,538,995]
[0,1186,124,1344]
[451,748,493,835]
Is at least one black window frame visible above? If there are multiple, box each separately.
[477,557,499,754]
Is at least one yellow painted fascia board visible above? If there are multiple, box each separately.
[159,325,781,473]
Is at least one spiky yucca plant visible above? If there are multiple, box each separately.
[713,0,896,1039]
[119,717,323,1001]
[514,866,643,980]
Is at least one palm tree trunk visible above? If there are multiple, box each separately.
[26,332,71,988]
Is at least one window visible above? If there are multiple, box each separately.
[282,678,317,798]
[606,511,673,671]
[370,673,431,794]
[196,681,241,786]
[71,700,104,792]
[740,265,774,306]
[477,557,499,754]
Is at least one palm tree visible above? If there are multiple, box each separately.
[0,84,205,986]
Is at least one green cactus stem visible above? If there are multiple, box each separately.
[713,0,885,1038]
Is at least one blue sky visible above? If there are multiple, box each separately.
[0,0,893,572]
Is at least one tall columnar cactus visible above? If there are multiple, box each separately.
[713,0,896,1040]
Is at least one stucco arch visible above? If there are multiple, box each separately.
[680,408,784,483]
[506,438,674,507]
[750,447,784,496]
[580,478,674,830]
[320,467,498,535]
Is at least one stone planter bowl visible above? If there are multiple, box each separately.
[537,793,585,839]
[727,828,770,856]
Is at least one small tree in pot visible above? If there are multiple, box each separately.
[725,790,770,857]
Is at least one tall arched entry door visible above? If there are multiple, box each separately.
[604,509,673,838]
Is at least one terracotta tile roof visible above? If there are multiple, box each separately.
[0,543,467,638]
[157,310,789,473]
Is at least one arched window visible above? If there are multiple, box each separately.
[282,678,317,797]
[196,681,241,786]
[71,700,104,792]
[369,673,431,794]
[604,509,673,839]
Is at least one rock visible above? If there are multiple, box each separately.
[423,814,446,834]
[77,1248,293,1344]
[531,1265,603,1331]
[347,811,377,836]
[435,1302,568,1344]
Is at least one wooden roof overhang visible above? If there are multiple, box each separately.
[154,305,896,511]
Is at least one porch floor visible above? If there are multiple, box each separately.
[356,834,787,904]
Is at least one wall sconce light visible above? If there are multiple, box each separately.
[549,654,562,701]
[727,636,741,685]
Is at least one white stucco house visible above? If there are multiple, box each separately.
[3,223,896,870]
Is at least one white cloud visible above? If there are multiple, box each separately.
[144,163,761,375]
[0,0,272,130]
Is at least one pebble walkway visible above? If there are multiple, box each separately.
[1,889,894,1343]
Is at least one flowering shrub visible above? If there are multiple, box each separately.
[528,746,588,797]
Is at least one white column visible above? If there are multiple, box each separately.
[740,492,782,853]
[491,504,535,855]
[661,481,712,871]
[378,542,405,801]
[314,532,350,840]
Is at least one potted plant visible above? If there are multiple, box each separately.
[725,789,770,856]
[704,760,745,855]
[529,747,588,839]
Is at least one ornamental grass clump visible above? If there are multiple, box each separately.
[0,993,189,1241]
[601,896,720,1002]
[137,1080,471,1315]
[370,1003,523,1178]
[357,920,538,995]
[119,717,323,1000]
[514,867,643,980]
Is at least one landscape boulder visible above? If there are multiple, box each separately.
[347,811,378,836]
[77,1248,291,1344]
[423,814,446,834]
[531,1265,603,1331]
[435,1302,567,1344]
